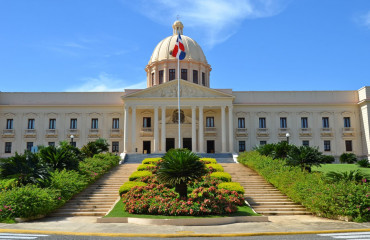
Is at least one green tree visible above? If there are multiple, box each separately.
[286,146,323,172]
[81,138,109,158]
[157,149,207,198]
[272,141,292,159]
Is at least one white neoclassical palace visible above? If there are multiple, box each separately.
[1,21,370,160]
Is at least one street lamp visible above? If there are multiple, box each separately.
[70,135,74,146]
[286,132,290,144]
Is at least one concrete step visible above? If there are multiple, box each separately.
[253,207,306,211]
[256,211,310,216]
[51,212,106,217]
[55,208,111,213]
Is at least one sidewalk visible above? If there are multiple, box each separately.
[0,215,369,237]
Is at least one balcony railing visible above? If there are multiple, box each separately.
[45,129,58,138]
[236,128,248,137]
[66,129,80,138]
[2,129,15,138]
[299,128,312,137]
[88,129,100,138]
[320,127,333,137]
[110,128,122,137]
[257,128,269,137]
[278,128,290,137]
[140,127,153,137]
[24,129,36,138]
[342,127,355,137]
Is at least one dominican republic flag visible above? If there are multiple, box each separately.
[171,33,186,60]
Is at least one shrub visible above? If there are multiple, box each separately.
[0,185,61,219]
[210,172,232,182]
[206,163,224,172]
[38,142,81,171]
[321,155,335,164]
[218,182,245,194]
[78,153,119,182]
[199,158,217,164]
[129,171,152,181]
[0,178,18,192]
[48,169,88,200]
[81,138,110,158]
[238,151,369,222]
[357,159,370,168]
[142,158,162,164]
[325,170,369,183]
[119,181,147,196]
[286,146,324,172]
[272,141,292,159]
[137,164,156,171]
[340,153,357,164]
[254,143,276,157]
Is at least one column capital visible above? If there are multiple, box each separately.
[191,105,197,110]
[131,105,136,110]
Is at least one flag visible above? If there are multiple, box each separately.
[171,33,186,60]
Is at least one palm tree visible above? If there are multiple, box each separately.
[39,142,81,171]
[157,149,207,198]
[286,145,323,172]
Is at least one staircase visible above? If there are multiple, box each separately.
[124,153,235,163]
[51,164,139,217]
[221,163,310,216]
[124,154,164,164]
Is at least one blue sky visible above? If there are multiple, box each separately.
[0,0,369,92]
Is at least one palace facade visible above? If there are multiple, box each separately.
[1,21,369,160]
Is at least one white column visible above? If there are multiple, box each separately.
[131,106,136,152]
[192,106,197,152]
[221,105,227,153]
[154,106,159,153]
[123,106,129,153]
[161,106,166,153]
[198,106,204,153]
[228,105,234,153]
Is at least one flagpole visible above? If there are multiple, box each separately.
[177,51,181,149]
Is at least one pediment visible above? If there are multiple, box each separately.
[123,80,234,99]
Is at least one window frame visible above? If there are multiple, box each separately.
[159,70,164,84]
[259,117,266,128]
[206,117,215,127]
[5,142,12,153]
[26,142,33,152]
[193,70,198,84]
[280,117,287,128]
[49,119,56,129]
[324,140,331,152]
[239,141,246,152]
[91,118,99,129]
[202,72,205,86]
[169,69,175,81]
[301,117,308,128]
[143,117,151,128]
[322,117,329,128]
[238,118,245,128]
[70,118,77,129]
[344,117,351,128]
[6,119,13,129]
[112,141,119,152]
[112,118,119,129]
[181,69,187,80]
[27,119,35,129]
[345,140,353,152]
[302,140,309,147]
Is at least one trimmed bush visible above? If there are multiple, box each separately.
[218,182,245,194]
[199,158,217,164]
[129,171,152,181]
[340,153,357,164]
[206,163,224,172]
[357,159,370,168]
[321,155,335,164]
[137,164,156,171]
[210,172,231,182]
[78,154,119,182]
[142,158,162,164]
[119,181,147,196]
[48,169,88,200]
[238,151,369,222]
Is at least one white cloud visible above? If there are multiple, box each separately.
[122,0,288,47]
[65,73,147,92]
[362,11,370,28]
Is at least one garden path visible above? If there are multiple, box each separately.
[221,163,310,216]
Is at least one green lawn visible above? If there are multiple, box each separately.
[312,164,370,175]
[104,199,259,219]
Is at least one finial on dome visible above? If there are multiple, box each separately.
[172,20,183,35]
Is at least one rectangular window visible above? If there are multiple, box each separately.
[260,141,267,146]
[6,119,13,129]
[322,117,329,128]
[181,69,187,80]
[324,140,331,152]
[5,142,12,153]
[91,118,98,129]
[202,72,205,86]
[48,142,55,147]
[239,141,246,152]
[159,70,164,84]
[301,117,308,128]
[27,119,35,129]
[238,118,245,128]
[112,118,119,129]
[26,142,33,152]
[49,119,56,129]
[143,117,151,128]
[151,73,155,86]
[345,140,353,152]
[259,117,266,128]
[206,117,214,127]
[112,141,119,152]
[70,118,77,129]
[344,117,351,128]
[193,70,198,84]
[169,69,175,81]
[302,140,309,146]
[280,117,287,128]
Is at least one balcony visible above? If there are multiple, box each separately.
[66,129,80,138]
[320,128,333,137]
[24,129,36,138]
[204,127,217,136]
[110,128,123,138]
[278,128,290,138]
[235,128,248,137]
[256,128,269,138]
[299,128,312,137]
[342,127,355,137]
[88,129,100,138]
[2,129,15,138]
[140,127,153,137]
[45,129,58,138]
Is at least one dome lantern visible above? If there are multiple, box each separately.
[172,20,184,35]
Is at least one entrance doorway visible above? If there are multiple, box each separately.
[183,138,192,151]
[143,141,151,154]
[166,138,175,152]
[207,140,215,153]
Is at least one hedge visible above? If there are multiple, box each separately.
[218,182,245,194]
[142,158,162,164]
[119,181,147,196]
[206,163,224,172]
[238,151,369,222]
[137,164,156,171]
[210,172,232,182]
[199,158,217,164]
[129,171,153,181]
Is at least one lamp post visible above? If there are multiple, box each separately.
[286,132,290,144]
[70,135,74,146]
